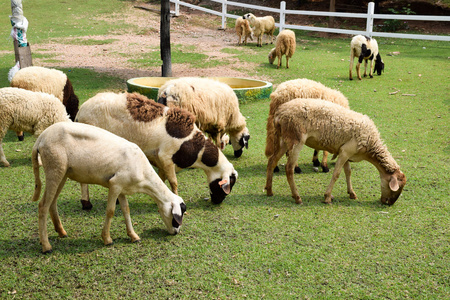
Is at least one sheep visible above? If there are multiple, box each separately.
[157,77,250,158]
[268,29,296,69]
[10,66,79,140]
[235,17,254,46]
[31,122,186,253]
[0,87,70,167]
[242,13,275,47]
[349,35,384,80]
[265,78,350,174]
[265,98,406,205]
[75,92,237,209]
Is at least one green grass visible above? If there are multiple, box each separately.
[0,1,449,299]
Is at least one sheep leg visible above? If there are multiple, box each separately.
[101,187,122,245]
[265,142,288,196]
[162,163,178,195]
[286,143,304,204]
[356,62,362,80]
[369,60,374,78]
[363,59,368,77]
[343,161,357,199]
[0,141,10,167]
[38,173,67,253]
[48,177,68,238]
[349,55,354,80]
[80,183,93,210]
[321,151,330,173]
[277,54,281,69]
[286,56,290,69]
[117,194,140,243]
[324,153,350,204]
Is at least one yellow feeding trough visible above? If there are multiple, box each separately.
[127,77,272,104]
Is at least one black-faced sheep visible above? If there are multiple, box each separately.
[266,78,350,173]
[349,35,384,80]
[268,29,296,69]
[157,77,250,158]
[235,17,254,46]
[0,87,70,167]
[10,66,79,141]
[242,13,275,47]
[76,92,237,208]
[32,122,186,253]
[265,98,406,205]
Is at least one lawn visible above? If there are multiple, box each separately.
[0,1,449,299]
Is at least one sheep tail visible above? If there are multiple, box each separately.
[31,146,42,202]
[265,113,276,158]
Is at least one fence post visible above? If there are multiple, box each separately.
[366,1,375,37]
[279,1,286,31]
[221,0,227,29]
[173,0,180,17]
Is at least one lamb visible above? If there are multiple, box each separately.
[265,98,406,205]
[265,78,350,173]
[0,87,70,167]
[10,66,79,140]
[157,77,250,158]
[242,13,275,47]
[349,35,384,80]
[31,122,186,253]
[76,92,237,208]
[268,29,296,69]
[235,17,254,46]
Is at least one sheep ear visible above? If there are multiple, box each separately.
[172,203,183,225]
[219,179,231,195]
[389,176,399,192]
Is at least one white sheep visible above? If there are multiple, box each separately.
[266,78,350,173]
[235,17,254,46]
[10,66,79,140]
[157,77,250,158]
[349,35,384,80]
[268,29,296,69]
[76,92,237,208]
[31,122,186,253]
[265,98,406,205]
[242,13,275,47]
[0,87,70,167]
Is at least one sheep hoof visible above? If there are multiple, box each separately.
[132,239,141,244]
[42,249,53,254]
[349,78,353,81]
[321,166,330,173]
[18,135,24,141]
[80,199,93,210]
[369,75,373,78]
[273,166,280,173]
[294,166,302,174]
[293,196,303,204]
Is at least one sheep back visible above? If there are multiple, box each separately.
[10,66,79,121]
[0,87,69,136]
[274,98,399,173]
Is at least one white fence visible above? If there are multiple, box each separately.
[170,0,450,42]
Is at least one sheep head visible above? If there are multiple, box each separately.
[209,172,237,204]
[380,169,406,205]
[157,196,187,234]
[230,127,250,158]
[374,54,384,76]
[268,48,276,64]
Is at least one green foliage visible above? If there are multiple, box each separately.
[0,1,449,299]
[381,5,416,32]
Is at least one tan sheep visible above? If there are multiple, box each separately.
[157,77,250,158]
[265,78,350,173]
[235,17,253,46]
[268,29,296,69]
[349,35,384,80]
[265,98,406,205]
[32,122,186,253]
[243,13,275,47]
[0,87,70,167]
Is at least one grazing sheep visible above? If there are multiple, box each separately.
[0,87,70,167]
[32,122,186,253]
[157,77,250,158]
[349,35,384,80]
[266,78,350,173]
[265,98,406,205]
[235,17,254,46]
[76,92,237,208]
[268,29,296,69]
[10,66,79,141]
[242,13,275,47]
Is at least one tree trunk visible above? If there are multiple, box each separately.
[160,0,172,77]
